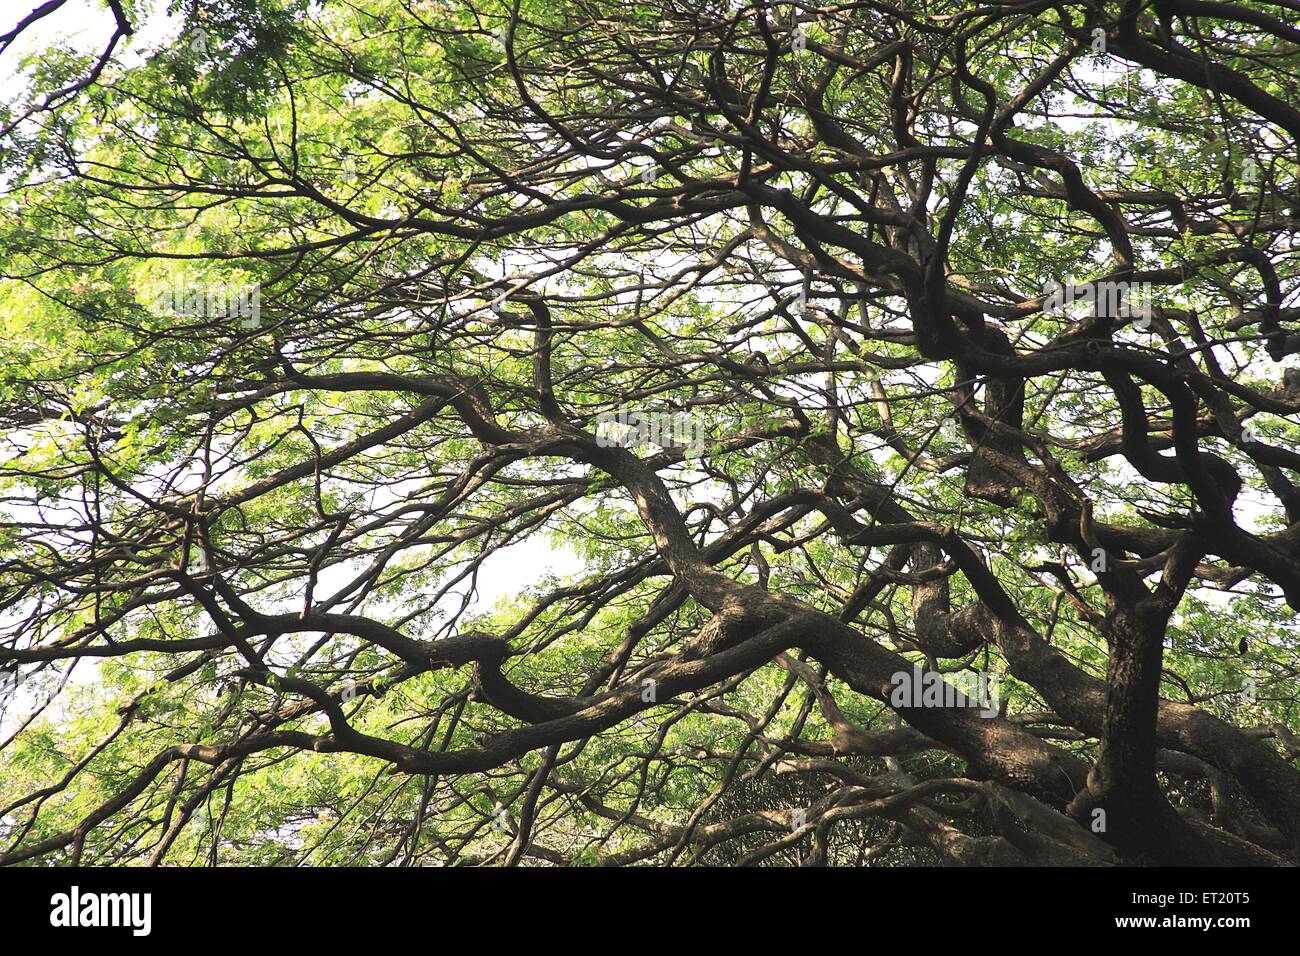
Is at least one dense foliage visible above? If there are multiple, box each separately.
[2,0,1299,866]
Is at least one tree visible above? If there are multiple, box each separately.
[1,0,1298,867]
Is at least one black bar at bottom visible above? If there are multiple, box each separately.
[0,865,1281,944]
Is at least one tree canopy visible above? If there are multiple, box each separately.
[2,0,1299,867]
